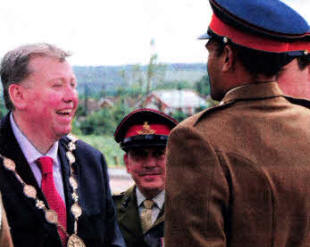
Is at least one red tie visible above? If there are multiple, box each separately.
[37,156,67,245]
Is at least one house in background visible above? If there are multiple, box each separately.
[98,97,114,108]
[141,89,208,115]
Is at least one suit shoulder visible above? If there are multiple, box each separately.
[60,135,102,156]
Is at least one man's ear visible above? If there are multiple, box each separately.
[222,45,234,72]
[8,84,27,110]
[124,153,130,173]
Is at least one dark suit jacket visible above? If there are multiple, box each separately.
[165,82,310,247]
[0,113,125,247]
[113,186,164,247]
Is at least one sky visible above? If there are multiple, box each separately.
[0,0,308,66]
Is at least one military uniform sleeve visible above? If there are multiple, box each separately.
[165,125,229,247]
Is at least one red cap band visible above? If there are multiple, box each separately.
[209,14,310,53]
[125,123,171,139]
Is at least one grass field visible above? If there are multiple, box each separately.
[78,135,125,167]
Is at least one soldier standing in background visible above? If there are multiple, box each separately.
[113,108,177,247]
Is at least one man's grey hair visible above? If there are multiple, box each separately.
[0,43,71,110]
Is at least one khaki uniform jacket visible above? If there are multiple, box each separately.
[165,82,310,247]
[113,186,164,247]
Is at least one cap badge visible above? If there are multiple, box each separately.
[138,122,155,135]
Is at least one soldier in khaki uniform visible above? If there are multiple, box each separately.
[165,0,310,247]
[113,108,177,247]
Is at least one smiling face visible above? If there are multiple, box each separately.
[124,147,166,198]
[15,56,78,144]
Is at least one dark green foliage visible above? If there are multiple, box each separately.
[77,99,133,136]
[154,80,193,90]
[195,74,211,97]
[71,62,210,137]
[0,101,8,118]
[172,110,188,122]
[73,63,206,96]
[78,135,125,167]
[79,109,114,135]
[75,104,87,117]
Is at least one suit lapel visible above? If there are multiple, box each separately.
[118,186,143,241]
[0,114,46,202]
[58,138,75,234]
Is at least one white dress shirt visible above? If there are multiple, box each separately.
[136,188,165,224]
[10,113,65,201]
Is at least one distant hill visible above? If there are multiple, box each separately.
[73,63,207,95]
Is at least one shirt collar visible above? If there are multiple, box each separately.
[136,187,165,210]
[10,113,59,165]
[220,81,284,105]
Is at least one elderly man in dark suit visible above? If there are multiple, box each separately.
[113,108,178,247]
[165,0,310,247]
[0,43,125,247]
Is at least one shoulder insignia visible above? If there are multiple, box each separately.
[112,191,125,198]
[195,101,234,126]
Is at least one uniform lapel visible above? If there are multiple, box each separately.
[145,203,164,235]
[118,186,144,241]
[153,204,164,227]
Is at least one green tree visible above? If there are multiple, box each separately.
[172,110,188,122]
[196,74,210,97]
[77,97,133,136]
[195,74,219,108]
[79,108,114,135]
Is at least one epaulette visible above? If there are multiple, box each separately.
[112,191,125,198]
[112,191,130,210]
[195,101,234,126]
